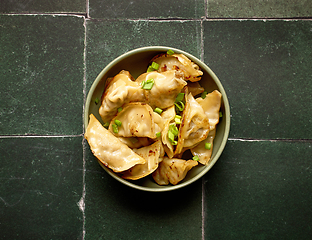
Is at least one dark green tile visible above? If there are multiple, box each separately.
[207,0,312,18]
[1,0,86,13]
[0,137,83,239]
[203,140,312,240]
[203,20,312,139]
[89,0,205,19]
[0,15,85,135]
[86,19,202,90]
[84,139,203,240]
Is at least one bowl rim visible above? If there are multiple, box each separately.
[84,46,230,192]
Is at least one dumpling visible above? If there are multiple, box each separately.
[196,90,222,131]
[160,106,176,158]
[191,128,216,165]
[135,70,187,109]
[121,140,164,180]
[175,92,210,156]
[99,70,145,123]
[108,102,158,139]
[152,157,198,185]
[150,53,203,82]
[84,114,146,172]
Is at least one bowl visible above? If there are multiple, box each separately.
[84,46,230,192]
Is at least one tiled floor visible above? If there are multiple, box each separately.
[1,1,311,239]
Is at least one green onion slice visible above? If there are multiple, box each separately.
[114,119,122,127]
[112,124,119,133]
[94,97,100,104]
[167,49,175,55]
[175,93,185,102]
[147,62,160,72]
[154,107,163,114]
[141,78,155,90]
[219,112,223,118]
[205,142,212,150]
[151,62,159,70]
[156,132,161,138]
[117,107,123,112]
[192,155,200,161]
[174,115,182,125]
[174,101,185,112]
[201,91,208,99]
[103,122,110,129]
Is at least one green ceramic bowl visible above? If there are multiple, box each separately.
[84,46,230,192]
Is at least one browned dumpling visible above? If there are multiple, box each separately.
[196,90,222,131]
[150,53,203,82]
[175,92,210,156]
[135,70,187,109]
[121,140,164,180]
[108,102,158,139]
[191,90,222,165]
[99,70,145,123]
[85,114,146,172]
[152,157,198,185]
[191,128,216,165]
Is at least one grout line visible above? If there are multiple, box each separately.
[201,177,205,240]
[0,134,83,138]
[79,16,88,240]
[228,137,312,142]
[86,0,90,19]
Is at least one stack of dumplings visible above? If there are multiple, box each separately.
[85,51,222,186]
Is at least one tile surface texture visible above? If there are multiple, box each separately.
[0,0,312,240]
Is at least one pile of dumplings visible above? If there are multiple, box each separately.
[85,51,222,186]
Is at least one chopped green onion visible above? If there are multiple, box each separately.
[201,91,208,99]
[117,107,123,112]
[112,124,119,133]
[156,132,161,138]
[167,49,175,55]
[147,62,159,72]
[205,142,212,150]
[174,115,182,125]
[114,119,122,127]
[154,107,163,114]
[168,123,179,145]
[219,112,223,118]
[103,122,110,129]
[147,66,155,72]
[141,78,155,90]
[175,93,185,102]
[193,155,200,161]
[94,97,100,105]
[169,123,179,136]
[174,101,185,112]
[151,62,159,70]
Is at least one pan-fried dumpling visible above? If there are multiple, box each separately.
[109,102,158,139]
[191,128,216,165]
[85,114,146,172]
[152,157,198,185]
[196,90,222,131]
[99,70,145,123]
[160,106,176,158]
[150,53,203,82]
[135,70,187,109]
[175,93,210,155]
[121,140,164,180]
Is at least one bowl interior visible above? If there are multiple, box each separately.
[84,46,230,192]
